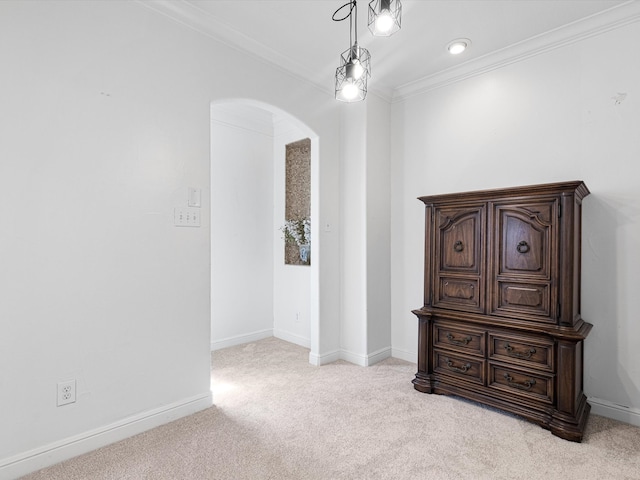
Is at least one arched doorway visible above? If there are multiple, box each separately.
[209,99,319,363]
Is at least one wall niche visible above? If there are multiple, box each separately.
[284,138,311,265]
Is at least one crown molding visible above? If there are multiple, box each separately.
[137,0,399,104]
[137,1,640,106]
[136,0,335,98]
[392,1,640,102]
[138,0,302,72]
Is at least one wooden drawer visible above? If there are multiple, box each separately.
[489,331,554,372]
[434,350,485,385]
[433,320,485,357]
[488,364,554,404]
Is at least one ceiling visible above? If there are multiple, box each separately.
[143,0,633,100]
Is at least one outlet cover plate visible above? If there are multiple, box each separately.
[57,379,76,406]
[174,207,201,227]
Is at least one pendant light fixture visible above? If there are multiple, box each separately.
[333,1,371,102]
[368,0,402,37]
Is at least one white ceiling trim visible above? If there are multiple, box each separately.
[138,1,640,104]
[137,0,335,97]
[393,1,640,102]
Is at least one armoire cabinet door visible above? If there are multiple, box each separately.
[490,200,558,322]
[433,205,485,313]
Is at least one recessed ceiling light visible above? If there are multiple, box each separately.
[447,38,471,55]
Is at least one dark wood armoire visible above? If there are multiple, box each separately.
[412,181,592,442]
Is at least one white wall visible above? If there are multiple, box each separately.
[390,21,640,425]
[273,120,313,348]
[339,94,393,366]
[365,95,392,361]
[340,103,369,364]
[0,1,343,477]
[210,105,275,349]
[7,0,635,476]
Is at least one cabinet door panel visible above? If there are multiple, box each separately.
[436,277,480,310]
[503,284,544,308]
[491,200,557,321]
[503,215,545,273]
[495,281,553,320]
[433,205,485,313]
[497,202,553,278]
[436,207,484,274]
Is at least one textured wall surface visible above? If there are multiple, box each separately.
[285,138,311,265]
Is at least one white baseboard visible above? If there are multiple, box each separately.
[210,329,273,351]
[589,397,640,427]
[332,347,393,367]
[339,349,368,366]
[0,392,213,480]
[365,347,392,366]
[273,328,310,349]
[391,348,417,364]
[309,349,341,366]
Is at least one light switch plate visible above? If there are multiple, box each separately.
[187,188,201,207]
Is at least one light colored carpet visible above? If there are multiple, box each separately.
[22,337,640,479]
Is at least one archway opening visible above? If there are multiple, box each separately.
[209,99,320,366]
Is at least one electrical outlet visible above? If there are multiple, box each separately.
[174,207,201,227]
[57,380,76,407]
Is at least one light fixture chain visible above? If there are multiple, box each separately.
[353,0,358,46]
[350,2,353,48]
[332,1,358,49]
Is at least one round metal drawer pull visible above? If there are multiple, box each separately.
[453,240,464,252]
[516,240,530,253]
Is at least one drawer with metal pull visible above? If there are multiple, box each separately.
[433,320,486,357]
[433,349,485,385]
[488,364,554,404]
[488,331,554,372]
